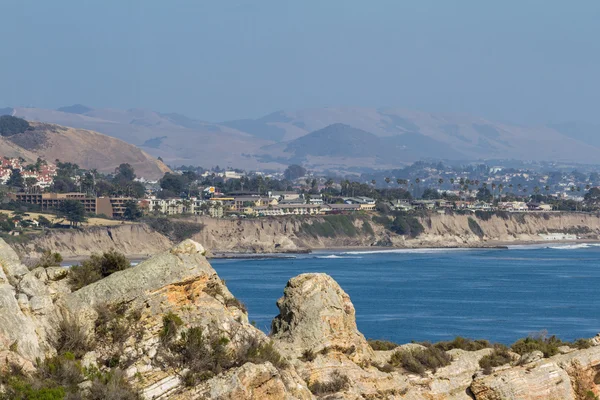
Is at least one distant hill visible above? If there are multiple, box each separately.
[56,104,93,114]
[0,120,169,179]
[9,106,600,171]
[13,107,271,171]
[259,123,466,167]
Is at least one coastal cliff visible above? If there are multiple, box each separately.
[0,238,598,399]
[13,212,600,258]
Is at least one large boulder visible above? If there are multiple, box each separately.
[271,273,373,362]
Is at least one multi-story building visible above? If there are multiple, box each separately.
[11,192,134,219]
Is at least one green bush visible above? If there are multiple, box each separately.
[69,250,131,290]
[308,371,350,395]
[362,220,375,235]
[433,337,491,352]
[511,334,563,358]
[390,215,424,237]
[479,346,512,374]
[87,368,141,400]
[372,214,392,228]
[368,339,399,351]
[300,215,358,238]
[34,250,63,269]
[468,217,485,238]
[389,347,452,375]
[53,317,93,358]
[243,339,287,369]
[160,312,183,343]
[144,217,204,242]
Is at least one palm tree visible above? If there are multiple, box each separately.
[385,177,391,185]
[415,178,421,198]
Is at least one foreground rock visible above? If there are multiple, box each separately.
[0,238,599,399]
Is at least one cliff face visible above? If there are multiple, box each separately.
[192,212,600,253]
[0,238,598,399]
[14,212,600,259]
[15,224,172,261]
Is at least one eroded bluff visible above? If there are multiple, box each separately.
[0,239,599,399]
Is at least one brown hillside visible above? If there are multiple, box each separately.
[3,122,169,179]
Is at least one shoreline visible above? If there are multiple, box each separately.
[58,238,600,263]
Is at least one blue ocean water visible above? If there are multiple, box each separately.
[211,243,600,345]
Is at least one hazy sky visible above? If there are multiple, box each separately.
[2,0,599,123]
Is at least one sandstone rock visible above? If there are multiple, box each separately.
[191,362,313,400]
[271,273,373,362]
[46,266,69,281]
[517,350,544,365]
[470,360,574,400]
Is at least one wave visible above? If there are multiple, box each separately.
[342,248,475,255]
[315,255,363,259]
[546,243,600,250]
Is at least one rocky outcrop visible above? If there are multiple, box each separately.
[271,273,373,362]
[0,238,599,399]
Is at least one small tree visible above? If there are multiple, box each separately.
[58,200,87,227]
[7,168,24,188]
[123,200,143,221]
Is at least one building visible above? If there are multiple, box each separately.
[11,192,134,218]
[249,204,326,216]
[269,191,300,201]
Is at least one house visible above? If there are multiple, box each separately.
[269,191,300,201]
[327,203,361,213]
[527,202,553,211]
[498,201,527,211]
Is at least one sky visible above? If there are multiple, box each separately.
[1,0,599,123]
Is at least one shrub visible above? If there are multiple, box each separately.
[94,303,144,346]
[362,220,375,235]
[68,250,130,290]
[34,250,63,269]
[389,215,424,237]
[308,371,350,395]
[144,217,204,242]
[69,262,103,290]
[301,349,316,361]
[389,347,452,375]
[433,337,491,352]
[224,297,247,313]
[468,217,484,238]
[37,352,83,389]
[300,215,358,238]
[572,338,592,350]
[511,333,564,358]
[53,317,93,358]
[87,368,141,400]
[368,339,399,351]
[372,214,392,228]
[479,346,512,374]
[164,326,235,386]
[243,338,287,369]
[160,312,183,343]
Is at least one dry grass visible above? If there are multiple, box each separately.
[0,210,130,226]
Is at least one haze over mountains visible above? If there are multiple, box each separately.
[4,105,600,172]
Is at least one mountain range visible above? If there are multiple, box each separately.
[4,105,600,171]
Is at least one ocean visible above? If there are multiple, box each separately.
[210,243,600,345]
